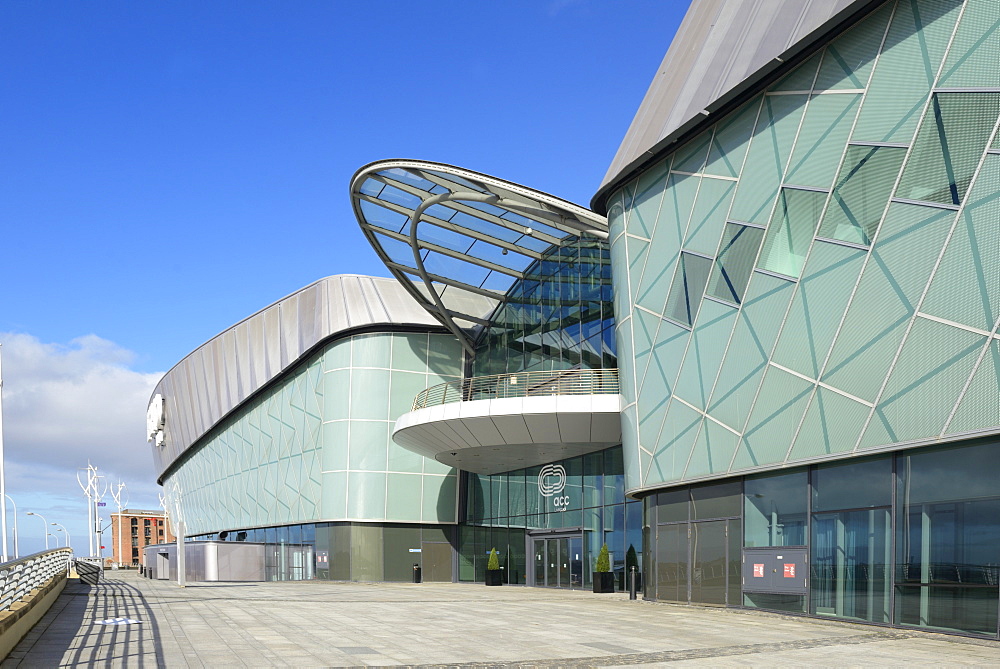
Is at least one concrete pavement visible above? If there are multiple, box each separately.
[3,571,998,667]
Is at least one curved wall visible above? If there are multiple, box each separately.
[164,330,464,537]
[610,0,1000,495]
[149,275,441,482]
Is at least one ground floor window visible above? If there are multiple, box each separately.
[644,436,1000,638]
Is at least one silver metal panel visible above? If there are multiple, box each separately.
[595,0,877,213]
[149,275,442,482]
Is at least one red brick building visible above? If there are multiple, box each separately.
[110,509,175,567]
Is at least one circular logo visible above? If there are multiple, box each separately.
[537,464,567,497]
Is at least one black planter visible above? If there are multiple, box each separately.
[485,570,503,586]
[592,571,615,593]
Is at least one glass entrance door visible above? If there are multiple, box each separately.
[531,534,584,588]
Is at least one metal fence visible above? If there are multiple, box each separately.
[0,548,73,612]
[412,368,620,410]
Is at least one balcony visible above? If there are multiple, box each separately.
[393,369,622,474]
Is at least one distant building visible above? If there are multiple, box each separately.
[110,509,174,567]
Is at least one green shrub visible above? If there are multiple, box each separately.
[487,548,500,571]
[595,543,611,572]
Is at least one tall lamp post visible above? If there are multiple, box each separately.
[26,511,49,550]
[4,494,17,559]
[0,343,9,563]
[51,523,71,551]
[110,481,128,567]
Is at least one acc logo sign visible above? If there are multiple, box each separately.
[538,464,570,511]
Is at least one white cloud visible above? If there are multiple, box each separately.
[0,332,165,556]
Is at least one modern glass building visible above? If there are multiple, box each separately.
[593,0,1000,638]
[149,0,1000,640]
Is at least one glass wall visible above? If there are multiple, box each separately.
[472,238,615,376]
[812,458,891,623]
[167,329,464,537]
[896,442,1000,635]
[460,446,639,588]
[643,437,1000,637]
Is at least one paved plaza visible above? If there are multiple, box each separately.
[4,571,999,667]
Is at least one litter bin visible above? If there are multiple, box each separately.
[412,563,422,583]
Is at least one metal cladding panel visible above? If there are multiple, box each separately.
[149,275,441,481]
[595,0,873,213]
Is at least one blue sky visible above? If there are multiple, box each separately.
[0,1,684,556]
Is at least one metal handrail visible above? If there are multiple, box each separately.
[0,548,73,612]
[411,368,619,410]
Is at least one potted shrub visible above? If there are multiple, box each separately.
[593,543,615,593]
[485,548,503,586]
[621,543,642,592]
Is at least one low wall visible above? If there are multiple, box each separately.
[0,569,68,660]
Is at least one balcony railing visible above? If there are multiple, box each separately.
[0,548,73,612]
[412,368,619,411]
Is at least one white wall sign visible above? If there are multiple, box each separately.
[538,464,569,511]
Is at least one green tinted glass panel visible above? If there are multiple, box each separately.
[684,419,740,480]
[819,145,906,245]
[788,387,870,460]
[770,53,821,91]
[758,188,826,278]
[634,172,698,312]
[664,252,713,327]
[672,131,712,173]
[852,0,963,143]
[704,97,762,178]
[772,241,866,379]
[896,93,1000,206]
[937,0,1000,88]
[860,318,984,449]
[649,402,702,485]
[708,274,795,430]
[785,94,861,189]
[637,319,690,444]
[730,95,807,225]
[674,299,738,410]
[921,154,1000,332]
[707,223,765,305]
[684,177,736,255]
[947,340,1000,435]
[628,159,669,239]
[823,202,956,402]
[813,2,891,91]
[733,366,813,470]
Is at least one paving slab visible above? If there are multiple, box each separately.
[3,571,998,667]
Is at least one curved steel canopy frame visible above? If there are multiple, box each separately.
[350,159,609,356]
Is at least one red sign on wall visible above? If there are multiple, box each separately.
[753,563,764,578]
[783,563,796,578]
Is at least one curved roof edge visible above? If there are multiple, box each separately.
[350,159,608,356]
[148,274,443,482]
[592,0,883,214]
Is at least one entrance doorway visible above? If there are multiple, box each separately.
[530,534,583,588]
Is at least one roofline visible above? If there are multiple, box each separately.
[591,0,887,215]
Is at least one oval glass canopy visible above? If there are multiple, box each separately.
[350,159,609,355]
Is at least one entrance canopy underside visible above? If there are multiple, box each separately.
[351,159,609,355]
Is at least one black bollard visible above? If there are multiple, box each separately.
[629,566,637,600]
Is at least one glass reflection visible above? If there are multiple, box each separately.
[744,471,807,546]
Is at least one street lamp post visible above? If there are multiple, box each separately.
[4,494,17,559]
[26,511,49,550]
[51,523,71,551]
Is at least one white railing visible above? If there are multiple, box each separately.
[0,548,73,613]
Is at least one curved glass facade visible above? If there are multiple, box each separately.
[610,0,1000,494]
[165,330,463,536]
[471,238,616,375]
